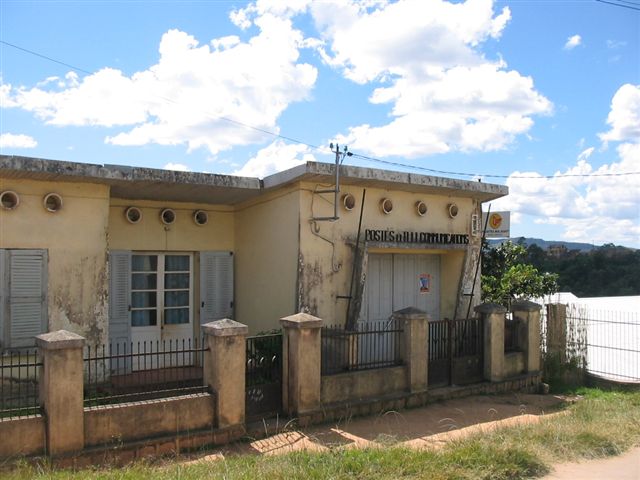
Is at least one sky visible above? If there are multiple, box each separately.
[0,0,639,247]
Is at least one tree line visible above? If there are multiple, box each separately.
[481,240,639,306]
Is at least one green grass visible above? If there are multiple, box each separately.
[3,389,640,480]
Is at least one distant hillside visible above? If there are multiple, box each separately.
[488,237,597,252]
[485,239,640,297]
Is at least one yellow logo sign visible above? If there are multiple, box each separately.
[489,213,503,229]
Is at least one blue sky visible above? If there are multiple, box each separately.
[1,0,639,247]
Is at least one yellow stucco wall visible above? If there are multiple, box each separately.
[298,182,477,324]
[108,198,235,336]
[234,187,300,333]
[108,198,234,252]
[0,178,110,344]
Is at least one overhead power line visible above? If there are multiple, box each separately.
[2,39,639,181]
[349,153,640,180]
[595,0,640,11]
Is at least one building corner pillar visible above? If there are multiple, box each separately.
[280,312,322,416]
[475,303,506,382]
[36,330,85,456]
[392,307,429,393]
[512,300,542,373]
[202,319,248,429]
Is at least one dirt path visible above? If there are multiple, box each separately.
[541,447,640,480]
[186,393,565,461]
[182,393,640,478]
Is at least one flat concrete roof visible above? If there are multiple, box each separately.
[264,162,507,202]
[0,155,507,205]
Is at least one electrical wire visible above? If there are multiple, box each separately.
[349,153,640,180]
[595,0,640,11]
[2,39,639,181]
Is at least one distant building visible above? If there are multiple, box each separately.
[547,244,568,257]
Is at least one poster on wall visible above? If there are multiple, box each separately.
[419,273,431,293]
[482,211,511,238]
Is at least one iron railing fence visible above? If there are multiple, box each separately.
[504,318,521,353]
[540,306,548,354]
[0,349,42,419]
[245,333,283,419]
[83,338,208,407]
[566,305,639,383]
[245,333,282,388]
[321,319,404,376]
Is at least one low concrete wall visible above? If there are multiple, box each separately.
[504,352,525,378]
[84,394,215,447]
[321,366,408,405]
[0,416,46,457]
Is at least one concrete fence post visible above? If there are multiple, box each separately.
[202,319,248,429]
[512,300,542,373]
[392,307,429,393]
[280,313,322,417]
[546,303,567,363]
[35,330,86,456]
[474,303,506,382]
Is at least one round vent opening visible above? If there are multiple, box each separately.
[416,200,427,217]
[43,193,63,213]
[160,208,176,225]
[0,191,19,210]
[125,206,142,224]
[380,198,393,215]
[448,203,459,218]
[194,210,208,226]
[342,193,356,211]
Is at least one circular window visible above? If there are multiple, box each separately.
[380,198,393,215]
[160,208,176,225]
[193,210,208,226]
[416,200,427,217]
[125,206,142,224]
[0,191,19,210]
[342,193,356,211]
[43,193,63,213]
[448,203,459,218]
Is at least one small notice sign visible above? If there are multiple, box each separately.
[482,211,510,238]
[419,273,431,293]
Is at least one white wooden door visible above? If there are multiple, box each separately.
[130,253,193,369]
[360,254,441,323]
[392,254,441,320]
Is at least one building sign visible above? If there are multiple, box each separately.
[482,212,510,238]
[419,273,431,293]
[365,229,469,245]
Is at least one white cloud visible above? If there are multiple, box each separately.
[491,143,640,247]
[1,22,318,155]
[0,133,37,149]
[564,34,582,50]
[308,0,551,157]
[599,84,640,144]
[606,39,627,49]
[163,162,190,171]
[577,147,595,162]
[233,139,315,178]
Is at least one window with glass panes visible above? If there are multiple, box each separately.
[130,254,191,327]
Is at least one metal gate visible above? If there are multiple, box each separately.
[245,333,283,420]
[428,318,484,387]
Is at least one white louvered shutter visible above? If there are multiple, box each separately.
[200,251,234,324]
[108,251,131,346]
[8,250,48,348]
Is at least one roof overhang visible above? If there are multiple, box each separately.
[0,155,262,205]
[0,156,508,204]
[264,162,508,202]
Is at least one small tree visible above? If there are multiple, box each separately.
[481,241,558,307]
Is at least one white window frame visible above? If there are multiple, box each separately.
[130,252,194,331]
